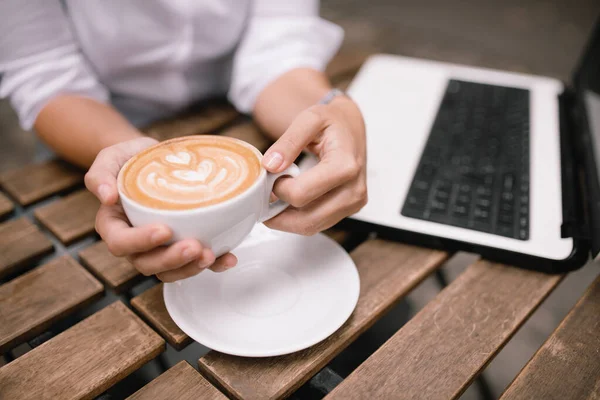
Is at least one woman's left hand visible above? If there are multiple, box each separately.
[261,95,367,235]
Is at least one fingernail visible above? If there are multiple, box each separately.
[197,249,215,269]
[225,258,237,268]
[151,227,170,245]
[98,184,111,203]
[182,246,198,261]
[263,152,283,171]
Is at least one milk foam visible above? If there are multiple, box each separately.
[121,137,261,210]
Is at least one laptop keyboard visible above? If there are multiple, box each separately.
[401,79,530,240]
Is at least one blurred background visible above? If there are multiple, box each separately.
[1,1,599,399]
[3,0,599,170]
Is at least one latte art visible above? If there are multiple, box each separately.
[120,136,262,210]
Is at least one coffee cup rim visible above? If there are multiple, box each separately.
[117,135,267,215]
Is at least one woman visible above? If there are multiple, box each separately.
[0,0,367,282]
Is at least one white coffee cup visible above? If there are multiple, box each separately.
[117,139,300,257]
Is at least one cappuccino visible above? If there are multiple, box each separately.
[120,136,261,210]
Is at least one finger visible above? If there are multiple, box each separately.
[95,205,172,256]
[85,137,157,205]
[129,239,208,276]
[85,147,123,205]
[264,181,367,235]
[273,153,360,208]
[262,106,327,173]
[209,253,238,273]
[156,248,216,282]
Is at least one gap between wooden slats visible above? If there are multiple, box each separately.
[0,301,165,400]
[325,260,563,400]
[127,360,227,400]
[500,273,600,400]
[0,160,83,206]
[0,255,104,354]
[0,217,54,279]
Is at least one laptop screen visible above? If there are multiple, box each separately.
[574,18,600,257]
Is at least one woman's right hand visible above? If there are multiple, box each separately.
[84,137,237,282]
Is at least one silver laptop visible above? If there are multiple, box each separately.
[343,21,600,273]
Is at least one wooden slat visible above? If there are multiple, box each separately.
[0,193,14,219]
[0,301,164,400]
[0,160,83,206]
[325,260,563,400]
[0,217,53,279]
[501,274,600,400]
[129,230,353,350]
[323,229,350,246]
[131,283,191,351]
[0,255,103,354]
[79,241,141,293]
[127,361,226,400]
[198,240,448,400]
[34,189,99,244]
[144,102,239,142]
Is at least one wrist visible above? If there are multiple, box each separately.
[328,94,363,122]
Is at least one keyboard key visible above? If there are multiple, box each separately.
[498,213,513,225]
[476,198,491,208]
[520,217,528,227]
[503,174,515,190]
[448,80,461,93]
[482,165,495,174]
[476,186,492,197]
[497,225,514,238]
[431,201,447,213]
[520,206,528,215]
[474,209,490,220]
[420,164,436,176]
[414,180,429,190]
[456,194,471,205]
[453,205,469,216]
[435,190,450,200]
[502,192,514,201]
[407,196,420,207]
[459,184,472,194]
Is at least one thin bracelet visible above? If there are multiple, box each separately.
[318,88,346,105]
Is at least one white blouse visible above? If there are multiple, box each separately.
[0,0,343,129]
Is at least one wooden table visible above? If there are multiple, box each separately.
[0,49,598,400]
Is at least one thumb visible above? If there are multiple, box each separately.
[84,147,123,205]
[85,137,157,205]
[262,107,326,173]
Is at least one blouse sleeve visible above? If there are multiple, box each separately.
[227,0,344,114]
[0,0,109,130]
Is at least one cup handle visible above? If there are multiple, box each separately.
[259,163,301,222]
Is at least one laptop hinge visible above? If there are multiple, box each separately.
[559,89,591,240]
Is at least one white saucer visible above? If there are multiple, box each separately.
[163,225,360,357]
